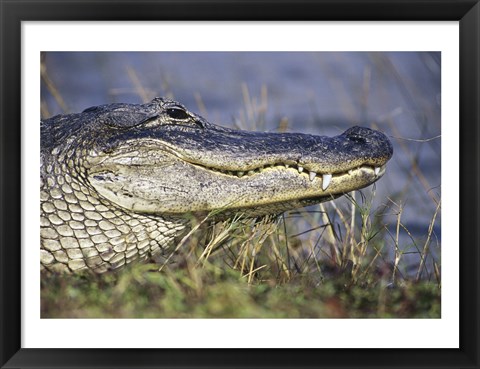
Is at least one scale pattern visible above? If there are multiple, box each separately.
[40,159,187,273]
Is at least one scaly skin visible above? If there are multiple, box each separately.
[40,97,393,273]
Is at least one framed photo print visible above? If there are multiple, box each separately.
[1,1,478,368]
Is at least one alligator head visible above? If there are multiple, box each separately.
[41,97,393,272]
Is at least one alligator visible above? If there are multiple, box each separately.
[40,97,393,273]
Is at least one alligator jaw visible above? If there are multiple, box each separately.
[88,139,390,217]
[186,159,387,188]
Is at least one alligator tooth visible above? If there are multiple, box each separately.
[298,166,304,173]
[237,171,244,177]
[322,174,332,190]
[248,170,255,175]
[348,169,353,175]
[374,167,381,176]
[309,171,317,182]
[285,164,289,168]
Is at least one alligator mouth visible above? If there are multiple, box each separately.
[187,161,386,191]
[91,142,387,193]
[117,140,388,191]
[88,125,391,216]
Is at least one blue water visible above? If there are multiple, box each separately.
[42,52,441,275]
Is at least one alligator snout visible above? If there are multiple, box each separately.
[342,126,393,156]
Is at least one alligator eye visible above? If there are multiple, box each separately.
[166,108,189,120]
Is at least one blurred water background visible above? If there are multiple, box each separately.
[41,52,441,279]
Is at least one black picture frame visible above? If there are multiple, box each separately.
[1,1,479,368]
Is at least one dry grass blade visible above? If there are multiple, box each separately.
[416,199,441,281]
[126,65,152,103]
[196,215,243,266]
[158,214,211,272]
[387,197,404,284]
[41,56,69,114]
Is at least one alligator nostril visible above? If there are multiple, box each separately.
[342,126,393,159]
[343,126,386,145]
[348,135,367,144]
[344,126,374,138]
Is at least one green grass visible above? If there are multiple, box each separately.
[41,261,440,319]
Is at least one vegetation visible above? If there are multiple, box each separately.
[41,188,441,319]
